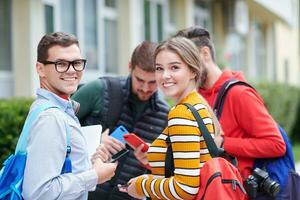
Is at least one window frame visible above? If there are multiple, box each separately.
[42,0,120,81]
[143,0,168,42]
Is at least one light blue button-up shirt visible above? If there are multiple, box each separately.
[23,88,98,200]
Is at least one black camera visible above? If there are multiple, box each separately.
[245,168,280,199]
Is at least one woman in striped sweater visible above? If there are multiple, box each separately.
[120,37,221,200]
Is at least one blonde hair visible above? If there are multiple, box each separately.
[155,37,221,136]
[154,37,207,87]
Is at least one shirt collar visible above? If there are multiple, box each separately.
[36,88,78,113]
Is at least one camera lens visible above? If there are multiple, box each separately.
[262,179,280,197]
[252,168,281,198]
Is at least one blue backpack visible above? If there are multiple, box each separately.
[0,104,72,200]
[213,79,298,199]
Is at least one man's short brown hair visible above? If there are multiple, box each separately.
[130,41,158,72]
[37,32,79,62]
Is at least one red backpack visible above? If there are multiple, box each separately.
[196,157,246,200]
[165,103,247,200]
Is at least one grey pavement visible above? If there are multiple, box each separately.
[296,162,300,174]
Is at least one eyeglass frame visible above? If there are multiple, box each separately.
[39,59,87,73]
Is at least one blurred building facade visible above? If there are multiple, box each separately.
[0,0,299,98]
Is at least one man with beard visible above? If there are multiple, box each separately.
[72,41,169,200]
[175,27,286,199]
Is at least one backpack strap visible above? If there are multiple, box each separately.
[15,104,72,173]
[100,77,124,131]
[164,137,173,178]
[165,103,236,177]
[61,124,72,173]
[184,103,219,158]
[15,104,59,153]
[213,79,253,119]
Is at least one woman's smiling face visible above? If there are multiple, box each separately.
[155,49,196,102]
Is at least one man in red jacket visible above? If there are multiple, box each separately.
[175,27,286,182]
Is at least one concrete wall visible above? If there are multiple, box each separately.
[12,0,44,97]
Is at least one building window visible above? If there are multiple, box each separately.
[43,0,120,75]
[104,19,118,73]
[84,0,98,70]
[223,0,247,72]
[105,0,116,8]
[144,0,165,42]
[44,5,54,33]
[144,0,151,40]
[194,0,212,31]
[102,0,119,73]
[60,0,77,35]
[251,22,266,80]
[225,33,246,71]
[0,0,12,71]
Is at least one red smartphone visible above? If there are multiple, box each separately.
[123,133,149,152]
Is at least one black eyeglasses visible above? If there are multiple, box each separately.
[40,59,87,73]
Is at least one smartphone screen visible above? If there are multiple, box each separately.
[109,149,129,163]
[110,125,129,144]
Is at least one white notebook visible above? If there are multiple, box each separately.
[81,124,102,159]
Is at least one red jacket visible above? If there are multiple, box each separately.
[199,70,286,179]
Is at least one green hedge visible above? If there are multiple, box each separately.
[254,82,300,141]
[0,98,33,164]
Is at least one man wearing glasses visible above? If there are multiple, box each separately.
[22,32,117,200]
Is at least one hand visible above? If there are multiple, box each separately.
[91,144,111,164]
[102,128,126,155]
[92,158,118,184]
[119,177,146,199]
[133,144,149,166]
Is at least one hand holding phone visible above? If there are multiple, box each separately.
[123,133,149,152]
[110,125,129,144]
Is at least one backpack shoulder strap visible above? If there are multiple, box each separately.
[165,103,220,177]
[184,103,237,165]
[15,104,72,173]
[213,79,254,119]
[61,123,72,174]
[16,104,59,153]
[184,103,219,157]
[100,77,124,131]
[164,136,173,178]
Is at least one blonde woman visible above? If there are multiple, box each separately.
[119,37,221,200]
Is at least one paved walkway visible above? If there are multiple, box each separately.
[296,162,300,174]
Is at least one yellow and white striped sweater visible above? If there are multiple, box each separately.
[135,91,215,200]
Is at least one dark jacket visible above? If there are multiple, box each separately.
[85,77,169,200]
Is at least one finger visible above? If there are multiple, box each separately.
[110,137,126,149]
[96,144,110,157]
[118,187,128,193]
[106,138,125,153]
[135,144,144,152]
[99,145,111,157]
[102,128,110,136]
